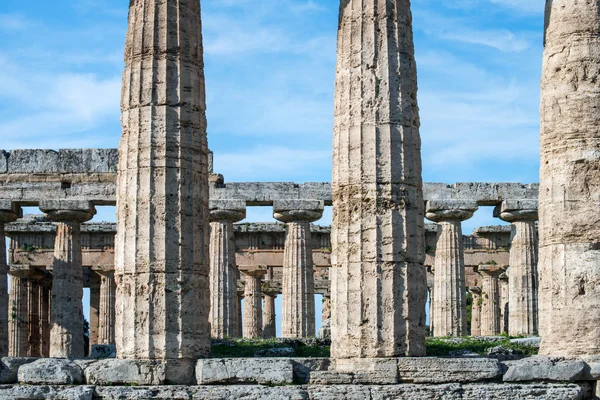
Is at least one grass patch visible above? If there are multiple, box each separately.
[426,337,539,357]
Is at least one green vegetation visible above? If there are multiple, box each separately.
[209,337,537,358]
[425,337,538,357]
[210,338,330,358]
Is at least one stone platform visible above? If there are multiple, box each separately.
[0,356,597,399]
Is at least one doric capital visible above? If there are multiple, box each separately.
[469,286,482,295]
[476,264,507,277]
[241,268,267,279]
[209,199,246,223]
[273,199,324,223]
[493,200,538,222]
[0,199,20,223]
[425,200,478,222]
[39,200,96,223]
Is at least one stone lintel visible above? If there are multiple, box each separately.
[473,225,513,235]
[7,265,49,280]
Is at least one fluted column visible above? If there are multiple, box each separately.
[209,200,245,339]
[236,293,243,338]
[27,279,41,357]
[8,276,28,357]
[322,295,331,322]
[115,0,210,360]
[41,201,95,358]
[0,205,18,357]
[426,200,477,337]
[242,270,265,339]
[478,265,503,336]
[263,293,276,338]
[495,200,538,336]
[499,271,509,334]
[40,284,50,357]
[274,200,323,338]
[331,0,426,358]
[539,0,600,356]
[469,287,482,336]
[98,271,116,345]
[89,272,101,349]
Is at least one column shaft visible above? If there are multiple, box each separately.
[479,270,501,336]
[322,296,331,322]
[209,221,238,339]
[89,272,100,348]
[539,0,600,356]
[509,221,538,336]
[243,274,263,339]
[0,222,8,356]
[432,221,467,337]
[40,285,50,357]
[98,271,116,344]
[27,280,41,357]
[50,221,84,358]
[263,294,276,338]
[331,0,426,358]
[470,289,482,336]
[8,277,28,357]
[282,221,315,338]
[116,0,210,359]
[236,294,243,338]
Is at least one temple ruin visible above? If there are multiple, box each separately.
[0,0,599,398]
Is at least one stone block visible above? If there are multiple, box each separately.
[291,358,330,384]
[196,358,294,385]
[324,358,399,384]
[18,359,83,385]
[91,344,117,359]
[39,200,95,213]
[0,151,7,174]
[0,385,94,400]
[426,199,479,212]
[57,148,118,174]
[209,199,246,212]
[496,199,538,213]
[503,357,585,382]
[0,357,37,384]
[273,199,325,213]
[397,357,502,383]
[95,386,309,400]
[509,337,541,348]
[84,359,166,386]
[6,149,60,174]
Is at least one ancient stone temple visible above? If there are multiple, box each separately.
[2,0,600,398]
[114,0,210,363]
[331,0,426,359]
[538,0,600,356]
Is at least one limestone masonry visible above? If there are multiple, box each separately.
[1,0,599,398]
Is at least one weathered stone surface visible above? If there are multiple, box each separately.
[510,337,540,348]
[95,386,309,400]
[538,0,600,356]
[308,383,587,400]
[331,0,426,359]
[0,385,94,400]
[503,357,585,382]
[274,202,323,339]
[242,270,265,339]
[333,358,399,384]
[97,271,115,345]
[291,358,330,384]
[478,265,504,336]
[0,357,37,384]
[196,358,294,385]
[397,358,502,383]
[8,276,29,357]
[115,0,210,360]
[427,201,475,337]
[0,212,17,358]
[91,344,117,359]
[84,359,166,386]
[18,359,83,385]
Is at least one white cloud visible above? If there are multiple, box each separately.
[489,0,545,14]
[0,13,33,31]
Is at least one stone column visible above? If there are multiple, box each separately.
[8,276,28,357]
[89,272,101,349]
[98,271,116,345]
[116,0,210,362]
[236,293,243,338]
[331,0,426,358]
[41,200,95,358]
[426,200,477,337]
[322,295,331,322]
[40,284,50,357]
[539,0,600,356]
[0,203,18,357]
[274,200,324,338]
[495,200,538,336]
[242,270,265,339]
[478,265,503,336]
[499,271,509,334]
[469,287,482,337]
[27,279,41,357]
[209,200,245,339]
[262,293,276,339]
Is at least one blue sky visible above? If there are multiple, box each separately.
[1,0,545,333]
